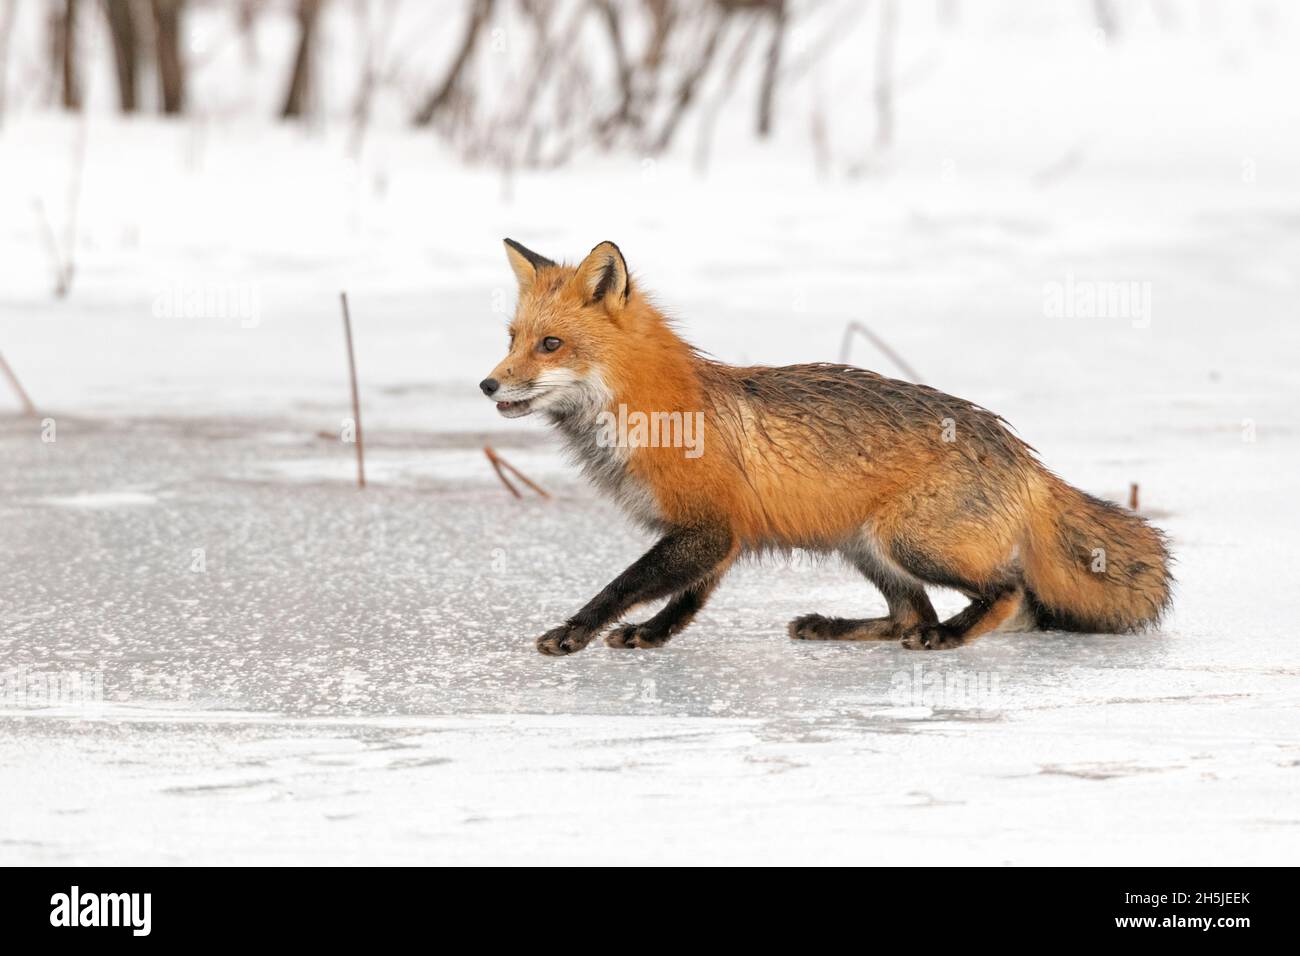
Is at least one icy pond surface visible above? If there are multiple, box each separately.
[2,414,1298,865]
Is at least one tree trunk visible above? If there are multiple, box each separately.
[237,0,260,66]
[280,0,322,119]
[58,0,80,110]
[756,0,786,138]
[652,11,725,153]
[0,0,18,126]
[411,0,494,127]
[873,0,897,149]
[151,0,185,114]
[104,0,138,112]
[595,0,635,135]
[1093,0,1118,41]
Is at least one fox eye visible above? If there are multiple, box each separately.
[541,336,562,353]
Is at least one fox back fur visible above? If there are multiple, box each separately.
[482,240,1172,655]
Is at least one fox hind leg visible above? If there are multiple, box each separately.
[789,540,938,642]
[788,612,906,641]
[901,587,1025,650]
[882,530,1027,650]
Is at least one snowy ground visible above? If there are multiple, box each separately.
[3,5,1300,864]
[1,356,1298,864]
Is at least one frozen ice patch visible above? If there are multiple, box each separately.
[39,491,158,509]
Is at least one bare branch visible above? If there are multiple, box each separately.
[652,8,728,153]
[840,319,922,383]
[411,0,495,127]
[340,292,366,490]
[485,446,549,499]
[0,352,37,416]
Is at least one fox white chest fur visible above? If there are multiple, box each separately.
[549,405,666,532]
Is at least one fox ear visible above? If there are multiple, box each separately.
[575,241,629,309]
[503,238,556,289]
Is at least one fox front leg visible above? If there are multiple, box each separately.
[535,525,734,656]
[605,571,725,649]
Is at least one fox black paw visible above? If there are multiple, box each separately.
[605,623,670,649]
[536,625,594,656]
[900,626,964,650]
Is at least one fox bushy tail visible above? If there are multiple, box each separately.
[1023,478,1172,633]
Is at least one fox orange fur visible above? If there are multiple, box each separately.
[482,239,1172,655]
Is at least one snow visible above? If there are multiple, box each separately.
[2,406,1298,864]
[2,1,1299,864]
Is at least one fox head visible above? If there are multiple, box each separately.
[480,239,632,420]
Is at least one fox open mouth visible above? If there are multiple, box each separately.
[496,392,548,418]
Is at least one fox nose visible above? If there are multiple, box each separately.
[480,377,500,397]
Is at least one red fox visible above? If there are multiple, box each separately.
[482,239,1172,655]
